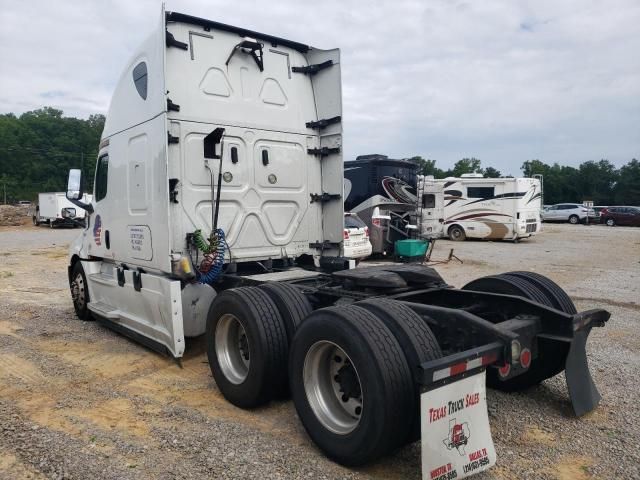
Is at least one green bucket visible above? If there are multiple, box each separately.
[395,239,429,257]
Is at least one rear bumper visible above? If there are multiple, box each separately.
[408,300,609,416]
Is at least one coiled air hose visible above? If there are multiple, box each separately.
[193,228,228,284]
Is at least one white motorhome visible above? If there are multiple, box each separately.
[62,9,607,477]
[421,174,542,241]
[33,192,92,227]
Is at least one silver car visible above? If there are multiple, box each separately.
[542,203,595,224]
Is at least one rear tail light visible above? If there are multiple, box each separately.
[364,227,369,238]
[372,218,381,227]
[343,229,350,240]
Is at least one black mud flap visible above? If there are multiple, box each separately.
[565,320,604,416]
[565,325,600,416]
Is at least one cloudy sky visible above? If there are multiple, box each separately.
[1,0,638,174]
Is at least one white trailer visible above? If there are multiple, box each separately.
[34,192,92,227]
[62,9,608,479]
[421,174,542,241]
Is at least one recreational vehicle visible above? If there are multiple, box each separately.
[62,9,607,478]
[420,174,542,241]
[344,154,418,254]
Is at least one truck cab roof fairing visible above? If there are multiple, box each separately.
[165,11,310,53]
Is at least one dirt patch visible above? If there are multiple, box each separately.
[552,456,594,479]
[0,205,30,227]
[520,425,556,446]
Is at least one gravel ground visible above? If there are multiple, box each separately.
[0,222,639,480]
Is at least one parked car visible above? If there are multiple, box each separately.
[599,206,640,227]
[542,203,594,224]
[343,212,372,263]
[590,206,607,221]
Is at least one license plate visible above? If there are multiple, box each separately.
[421,371,496,479]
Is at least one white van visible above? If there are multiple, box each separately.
[33,192,92,227]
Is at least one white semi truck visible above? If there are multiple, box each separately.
[64,9,609,478]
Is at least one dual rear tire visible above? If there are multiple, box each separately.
[462,271,576,391]
[206,288,441,466]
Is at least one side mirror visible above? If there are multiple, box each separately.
[66,168,93,213]
[66,169,83,200]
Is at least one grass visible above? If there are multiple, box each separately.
[0,271,14,278]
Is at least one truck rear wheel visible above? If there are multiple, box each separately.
[258,282,312,341]
[462,274,571,391]
[357,298,442,443]
[504,271,576,314]
[289,305,414,466]
[206,287,288,408]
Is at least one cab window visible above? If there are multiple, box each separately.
[95,154,109,202]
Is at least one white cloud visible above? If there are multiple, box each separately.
[0,0,638,174]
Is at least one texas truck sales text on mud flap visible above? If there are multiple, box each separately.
[421,372,496,479]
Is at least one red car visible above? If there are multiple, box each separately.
[599,206,640,227]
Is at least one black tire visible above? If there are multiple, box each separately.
[605,218,615,227]
[258,282,312,342]
[289,305,414,466]
[462,274,570,391]
[206,287,288,408]
[70,261,92,320]
[464,274,549,306]
[568,214,579,224]
[505,271,576,314]
[32,216,39,226]
[448,225,466,241]
[357,298,442,443]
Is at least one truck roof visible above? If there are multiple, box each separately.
[166,11,310,53]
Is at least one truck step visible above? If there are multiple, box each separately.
[88,302,119,320]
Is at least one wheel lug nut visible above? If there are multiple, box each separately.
[334,355,342,363]
[341,394,348,402]
[334,375,339,382]
[355,406,362,415]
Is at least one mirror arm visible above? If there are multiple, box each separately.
[68,198,94,214]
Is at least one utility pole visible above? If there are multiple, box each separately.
[80,152,84,196]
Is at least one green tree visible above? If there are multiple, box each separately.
[0,108,104,202]
[406,156,446,178]
[483,166,502,178]
[450,158,482,177]
[614,159,640,205]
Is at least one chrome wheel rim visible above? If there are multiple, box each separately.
[215,314,250,384]
[569,216,578,224]
[303,341,363,435]
[70,273,85,309]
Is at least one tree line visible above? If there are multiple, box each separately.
[0,108,637,206]
[0,107,104,202]
[408,156,639,206]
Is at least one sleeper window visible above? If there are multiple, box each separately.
[132,62,148,100]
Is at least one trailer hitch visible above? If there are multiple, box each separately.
[564,308,609,416]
